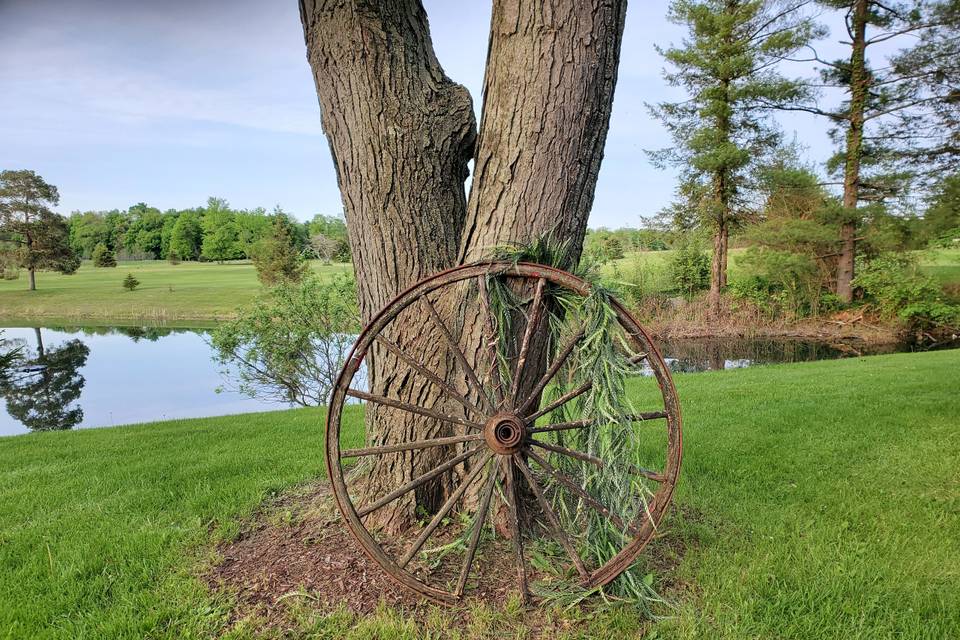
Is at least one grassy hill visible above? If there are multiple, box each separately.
[1,351,957,638]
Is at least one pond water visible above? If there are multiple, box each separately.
[0,326,952,437]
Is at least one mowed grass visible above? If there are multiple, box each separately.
[0,260,352,323]
[1,351,958,638]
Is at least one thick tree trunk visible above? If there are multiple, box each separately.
[301,0,627,530]
[837,0,868,303]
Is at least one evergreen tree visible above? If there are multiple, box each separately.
[649,0,821,317]
[122,273,140,291]
[0,329,88,431]
[0,170,79,290]
[91,242,116,267]
[251,213,307,286]
[787,0,960,301]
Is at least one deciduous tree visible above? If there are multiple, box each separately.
[300,0,627,528]
[0,170,79,291]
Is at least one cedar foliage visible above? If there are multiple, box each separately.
[251,213,307,286]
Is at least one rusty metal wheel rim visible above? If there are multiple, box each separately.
[325,261,683,604]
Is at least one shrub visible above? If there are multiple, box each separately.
[667,241,710,296]
[211,274,359,405]
[122,273,139,291]
[735,247,831,317]
[853,253,959,330]
[92,242,116,267]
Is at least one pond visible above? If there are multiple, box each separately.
[0,325,951,437]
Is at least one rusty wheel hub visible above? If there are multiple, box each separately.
[483,412,526,455]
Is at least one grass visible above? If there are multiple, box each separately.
[0,260,352,323]
[1,351,958,638]
[1,250,957,325]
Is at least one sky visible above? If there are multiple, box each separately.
[0,0,866,228]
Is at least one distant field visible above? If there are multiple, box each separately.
[1,351,957,638]
[0,260,352,323]
[604,247,960,293]
[1,249,957,324]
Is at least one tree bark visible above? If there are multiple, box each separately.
[837,0,868,303]
[709,221,727,317]
[301,0,627,530]
[28,268,36,291]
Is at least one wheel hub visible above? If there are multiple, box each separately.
[483,412,526,455]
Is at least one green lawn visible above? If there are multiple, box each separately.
[0,260,352,323]
[1,351,958,638]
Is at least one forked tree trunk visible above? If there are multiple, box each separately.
[300,0,627,530]
[837,0,868,303]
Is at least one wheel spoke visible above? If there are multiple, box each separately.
[526,380,592,423]
[345,388,483,431]
[341,433,483,458]
[514,456,589,580]
[399,454,493,568]
[420,295,496,414]
[516,326,586,416]
[509,277,547,405]
[376,335,486,419]
[357,446,483,518]
[479,275,506,408]
[502,455,530,602]
[455,459,499,597]
[530,411,668,434]
[525,448,639,536]
[528,439,667,483]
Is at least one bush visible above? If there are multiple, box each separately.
[92,242,116,267]
[251,215,307,286]
[853,253,959,330]
[667,241,710,296]
[122,273,139,291]
[735,247,831,317]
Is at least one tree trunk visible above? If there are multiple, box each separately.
[837,0,868,303]
[28,268,36,291]
[301,0,627,530]
[709,221,727,318]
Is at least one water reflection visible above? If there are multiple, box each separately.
[0,326,953,438]
[0,326,277,437]
[0,329,89,431]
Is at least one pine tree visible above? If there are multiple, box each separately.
[91,242,116,267]
[0,170,80,290]
[649,0,821,318]
[786,0,960,301]
[251,213,307,286]
[122,273,140,291]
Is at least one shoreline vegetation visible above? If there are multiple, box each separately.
[1,351,957,637]
[2,250,957,346]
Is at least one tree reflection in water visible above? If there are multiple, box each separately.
[0,328,89,431]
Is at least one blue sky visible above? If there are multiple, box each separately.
[1,0,861,227]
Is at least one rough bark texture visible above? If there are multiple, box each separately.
[301,0,627,529]
[837,0,868,303]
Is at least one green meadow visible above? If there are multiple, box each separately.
[1,351,957,639]
[0,260,352,324]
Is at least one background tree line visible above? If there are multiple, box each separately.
[66,197,351,265]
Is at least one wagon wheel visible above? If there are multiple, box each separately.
[326,261,682,604]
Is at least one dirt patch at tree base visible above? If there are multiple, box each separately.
[205,481,699,636]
